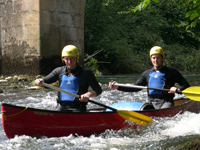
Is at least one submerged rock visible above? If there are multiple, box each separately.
[26,86,41,90]
[0,80,7,83]
[18,77,28,81]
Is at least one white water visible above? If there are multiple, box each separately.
[0,84,200,150]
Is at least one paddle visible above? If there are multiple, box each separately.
[42,82,152,125]
[114,83,200,101]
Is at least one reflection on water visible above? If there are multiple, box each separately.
[0,74,200,150]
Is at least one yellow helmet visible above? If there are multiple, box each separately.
[150,46,164,58]
[61,45,79,61]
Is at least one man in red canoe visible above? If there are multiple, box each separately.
[109,46,190,109]
[35,45,102,111]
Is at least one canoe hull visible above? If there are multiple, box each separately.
[1,99,200,138]
[138,99,200,117]
[1,103,132,139]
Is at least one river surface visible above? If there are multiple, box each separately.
[0,74,200,150]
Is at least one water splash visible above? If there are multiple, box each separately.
[0,83,200,150]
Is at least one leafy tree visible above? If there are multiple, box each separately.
[134,0,200,29]
[84,0,200,74]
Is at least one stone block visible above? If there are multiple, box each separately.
[22,0,39,11]
[40,0,54,11]
[13,0,22,12]
[26,39,40,54]
[60,13,73,27]
[22,25,40,40]
[13,13,23,27]
[0,0,86,75]
[40,11,52,25]
[3,1,13,15]
[15,26,23,41]
[69,27,78,41]
[60,0,70,13]
[77,28,84,41]
[23,11,40,25]
[73,15,84,28]
[1,16,12,28]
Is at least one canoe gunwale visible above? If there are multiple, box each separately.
[136,98,191,113]
[1,103,112,114]
[1,98,193,114]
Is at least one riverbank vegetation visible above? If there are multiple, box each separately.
[84,0,200,74]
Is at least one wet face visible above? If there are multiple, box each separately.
[151,54,163,69]
[63,56,77,70]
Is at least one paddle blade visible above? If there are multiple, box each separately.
[182,86,200,101]
[117,110,152,125]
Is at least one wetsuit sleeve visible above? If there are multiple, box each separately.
[173,69,190,90]
[43,67,63,84]
[118,70,149,92]
[87,70,102,96]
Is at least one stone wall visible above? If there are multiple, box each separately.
[0,0,85,75]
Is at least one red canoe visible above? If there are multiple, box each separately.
[1,98,200,139]
[1,103,134,139]
[138,98,200,117]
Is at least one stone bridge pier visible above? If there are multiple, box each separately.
[0,0,85,75]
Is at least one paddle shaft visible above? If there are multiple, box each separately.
[42,82,153,125]
[43,82,79,98]
[114,83,182,94]
[42,82,117,112]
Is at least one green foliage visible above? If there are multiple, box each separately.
[84,54,102,76]
[84,0,200,74]
[134,0,200,29]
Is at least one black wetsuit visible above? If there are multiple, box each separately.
[118,66,190,109]
[43,65,102,111]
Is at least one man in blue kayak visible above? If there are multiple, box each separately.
[35,45,102,111]
[109,46,190,109]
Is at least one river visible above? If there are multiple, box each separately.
[0,74,200,150]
